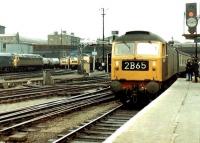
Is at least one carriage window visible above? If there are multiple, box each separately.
[136,42,160,56]
[114,43,135,55]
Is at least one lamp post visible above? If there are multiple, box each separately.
[195,32,198,61]
[100,8,106,71]
[101,8,105,63]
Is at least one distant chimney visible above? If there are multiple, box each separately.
[54,31,58,35]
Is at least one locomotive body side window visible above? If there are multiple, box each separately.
[162,44,166,57]
[166,44,168,56]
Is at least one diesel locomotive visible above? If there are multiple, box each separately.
[110,31,191,107]
[0,53,43,72]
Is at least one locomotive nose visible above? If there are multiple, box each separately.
[146,81,159,94]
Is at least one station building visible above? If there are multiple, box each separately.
[0,32,47,54]
[0,31,81,58]
[48,31,81,46]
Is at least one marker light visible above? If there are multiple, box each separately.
[152,61,156,71]
[115,61,119,70]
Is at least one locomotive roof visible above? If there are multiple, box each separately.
[114,31,166,43]
[14,53,42,58]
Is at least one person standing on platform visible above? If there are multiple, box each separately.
[199,62,200,77]
[186,59,193,81]
[193,60,199,82]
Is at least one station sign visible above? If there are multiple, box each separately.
[92,51,97,56]
[111,31,119,36]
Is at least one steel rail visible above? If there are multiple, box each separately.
[0,92,115,134]
[52,104,123,143]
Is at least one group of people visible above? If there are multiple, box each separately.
[186,58,199,82]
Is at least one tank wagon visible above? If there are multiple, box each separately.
[110,31,191,107]
[48,58,60,68]
[42,57,50,69]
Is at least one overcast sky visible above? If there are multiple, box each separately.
[0,0,199,42]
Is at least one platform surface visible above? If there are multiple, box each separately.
[104,78,200,143]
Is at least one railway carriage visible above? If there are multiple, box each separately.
[110,31,191,107]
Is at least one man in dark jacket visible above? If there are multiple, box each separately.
[186,59,193,81]
[193,60,199,82]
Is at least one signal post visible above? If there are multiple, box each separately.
[183,3,199,82]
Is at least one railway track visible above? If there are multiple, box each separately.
[0,76,110,103]
[0,84,106,103]
[57,76,110,86]
[0,70,110,88]
[0,87,115,136]
[0,69,76,80]
[51,105,138,143]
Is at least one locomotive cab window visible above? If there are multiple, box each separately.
[114,43,135,55]
[113,42,161,56]
[136,42,160,56]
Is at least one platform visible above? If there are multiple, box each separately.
[104,78,200,143]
